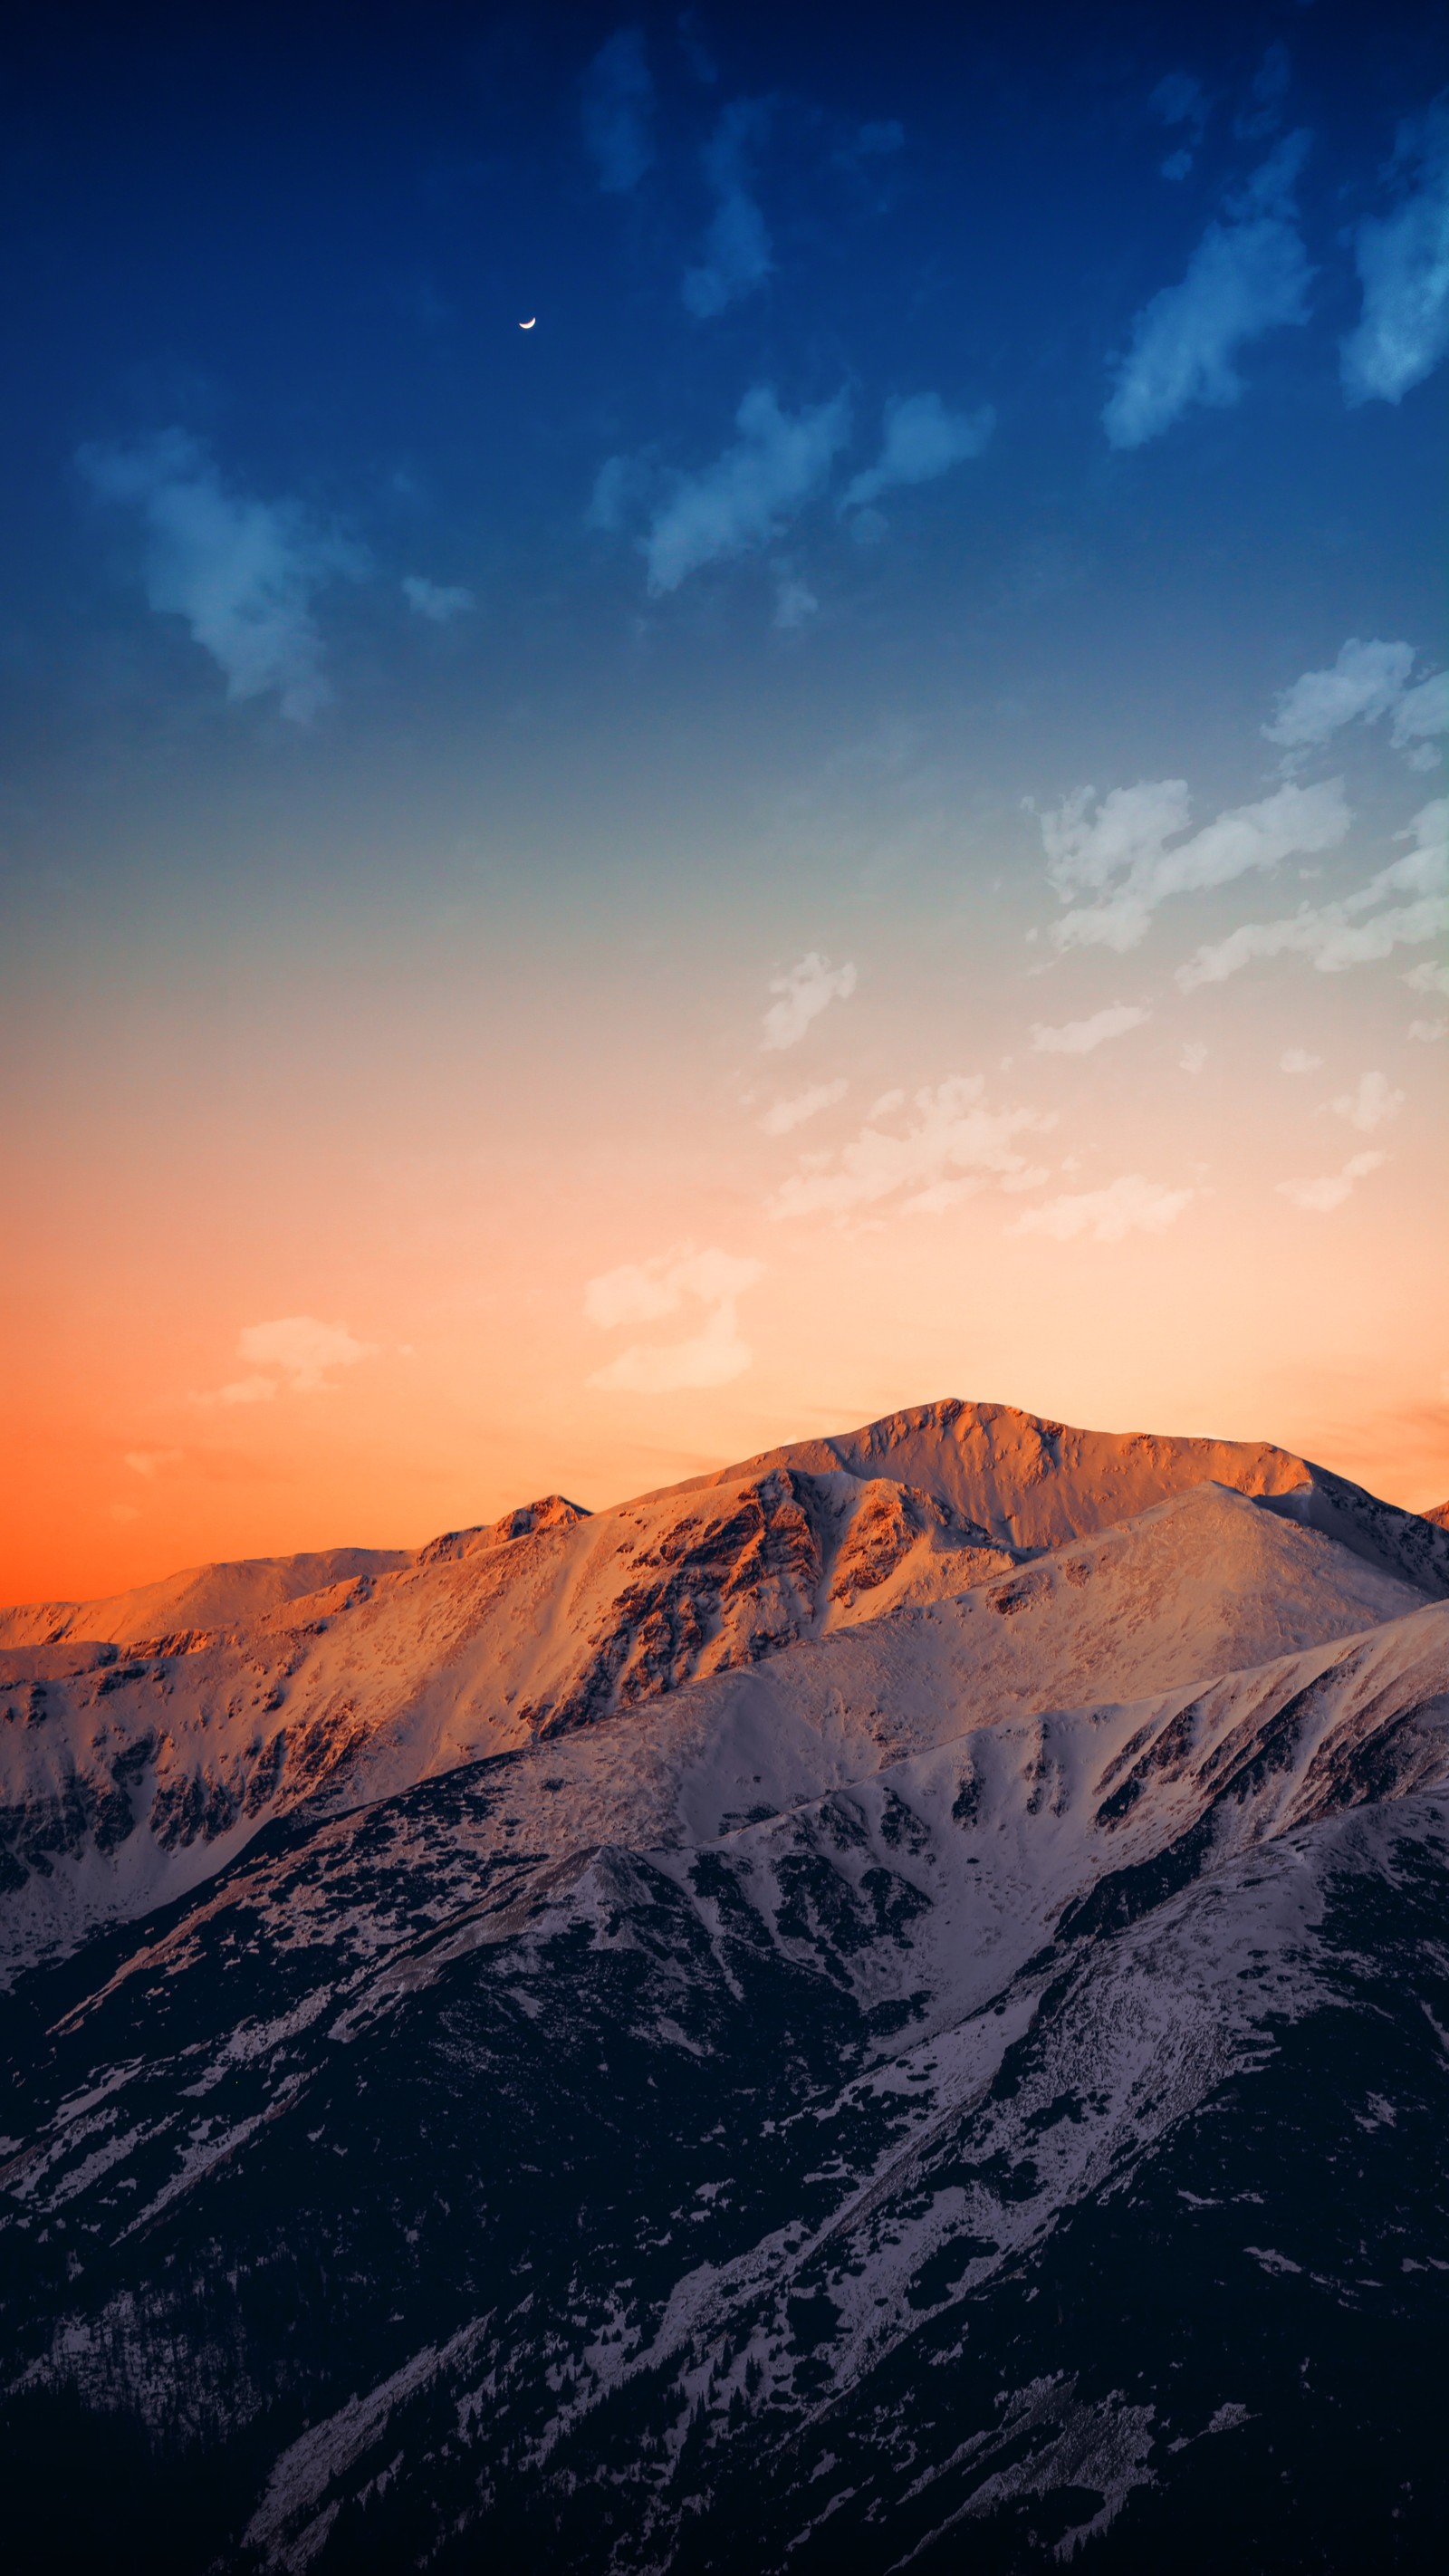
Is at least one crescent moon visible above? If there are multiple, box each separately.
[520,317,536,330]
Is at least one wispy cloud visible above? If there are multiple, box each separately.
[78,430,362,721]
[1264,637,1415,748]
[1328,1069,1403,1133]
[1392,672,1449,770]
[1103,134,1312,448]
[759,1079,847,1135]
[1176,795,1448,986]
[1406,957,1449,998]
[1030,1003,1149,1054]
[585,1246,763,1390]
[1341,99,1449,406]
[772,570,819,631]
[1281,1047,1322,1073]
[581,28,655,194]
[1040,775,1349,953]
[199,1315,375,1406]
[644,386,850,594]
[124,1448,183,1477]
[1008,1174,1195,1243]
[1151,72,1209,182]
[1179,1041,1207,1073]
[840,393,994,516]
[1278,1151,1387,1214]
[684,99,773,318]
[762,950,857,1050]
[1263,636,1447,771]
[402,574,474,622]
[769,1077,1051,1218]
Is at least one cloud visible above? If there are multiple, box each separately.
[124,1448,182,1477]
[1179,1041,1208,1073]
[768,1076,1051,1219]
[1152,72,1208,179]
[759,1079,847,1135]
[200,1315,375,1405]
[402,574,474,622]
[1263,637,1416,749]
[762,951,857,1050]
[1405,957,1449,998]
[772,571,819,631]
[1102,134,1312,449]
[1008,1173,1195,1244]
[581,28,654,194]
[1176,795,1448,986]
[1030,1003,1150,1054]
[1391,670,1449,770]
[684,99,773,319]
[78,429,362,721]
[585,1246,762,1391]
[1041,775,1349,952]
[644,385,851,594]
[1280,1047,1322,1073]
[1409,1017,1446,1042]
[1341,99,1449,406]
[1278,1151,1387,1214]
[840,393,994,514]
[1262,636,1448,769]
[1234,41,1291,144]
[1328,1069,1403,1132]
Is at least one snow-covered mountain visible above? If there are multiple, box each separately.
[3,1399,1448,2572]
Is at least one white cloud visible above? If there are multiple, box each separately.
[1008,1173,1195,1243]
[78,430,362,721]
[585,1246,763,1391]
[402,574,474,622]
[759,1079,847,1135]
[1152,72,1209,178]
[1409,1017,1446,1042]
[840,392,994,514]
[1041,775,1349,953]
[684,99,772,318]
[1328,1069,1403,1132]
[1179,1041,1208,1073]
[1278,1151,1387,1214]
[1263,637,1416,748]
[1391,669,1449,769]
[1176,795,1448,986]
[1405,957,1449,998]
[1030,1003,1150,1054]
[124,1448,182,1477]
[768,1076,1051,1219]
[199,1315,374,1406]
[1103,134,1312,449]
[1262,636,1448,770]
[1280,1047,1322,1073]
[581,28,655,194]
[762,951,857,1050]
[645,386,851,594]
[1341,101,1449,406]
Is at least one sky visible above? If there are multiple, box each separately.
[1,0,1446,1606]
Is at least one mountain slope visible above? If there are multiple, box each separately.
[0,1476,1432,1979]
[1,1596,1446,2574]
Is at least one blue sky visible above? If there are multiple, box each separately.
[2,0,1447,1593]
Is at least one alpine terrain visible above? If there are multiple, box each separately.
[3,1398,1448,2575]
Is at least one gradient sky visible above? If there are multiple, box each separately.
[2,0,1446,1605]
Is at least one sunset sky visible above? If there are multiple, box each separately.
[2,0,1446,1606]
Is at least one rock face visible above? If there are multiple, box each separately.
[2,1398,1449,2574]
